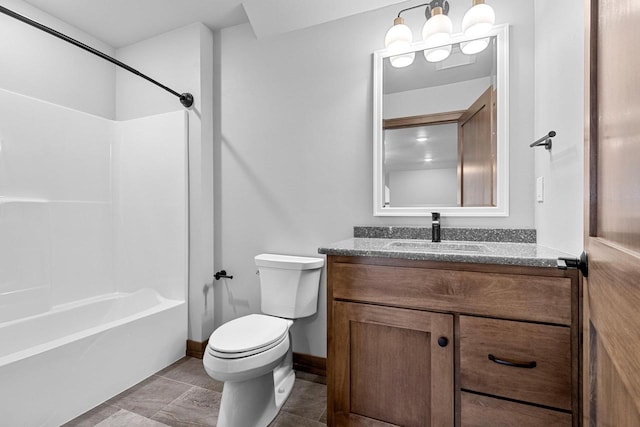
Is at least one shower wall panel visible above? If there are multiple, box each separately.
[113,111,188,301]
[0,89,114,317]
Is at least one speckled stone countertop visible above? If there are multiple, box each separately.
[318,238,574,268]
[353,226,537,243]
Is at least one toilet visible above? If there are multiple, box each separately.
[203,253,324,427]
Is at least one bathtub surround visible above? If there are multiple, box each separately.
[1,0,216,347]
[0,89,188,424]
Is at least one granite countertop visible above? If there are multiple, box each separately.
[318,237,575,268]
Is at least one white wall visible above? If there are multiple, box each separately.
[534,0,584,255]
[116,23,215,342]
[384,77,492,118]
[0,0,115,118]
[217,0,535,357]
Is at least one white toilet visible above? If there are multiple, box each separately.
[203,253,324,427]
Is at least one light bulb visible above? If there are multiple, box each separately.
[460,37,490,54]
[424,44,452,63]
[422,7,453,46]
[385,17,414,68]
[390,52,415,68]
[462,0,495,38]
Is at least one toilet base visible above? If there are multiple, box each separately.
[217,353,295,427]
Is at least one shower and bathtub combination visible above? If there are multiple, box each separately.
[0,88,189,425]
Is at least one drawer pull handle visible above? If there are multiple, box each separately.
[488,354,537,369]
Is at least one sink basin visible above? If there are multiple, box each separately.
[385,241,488,253]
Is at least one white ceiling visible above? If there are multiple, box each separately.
[385,123,458,171]
[19,0,407,48]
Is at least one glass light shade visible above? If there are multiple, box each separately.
[424,44,452,62]
[385,17,412,54]
[422,8,453,46]
[390,52,416,68]
[462,1,495,38]
[460,37,490,54]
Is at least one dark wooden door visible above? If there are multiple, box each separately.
[458,86,496,207]
[332,301,453,426]
[584,0,640,425]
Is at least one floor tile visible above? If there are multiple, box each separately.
[63,403,120,426]
[156,357,224,392]
[281,378,327,421]
[269,411,326,427]
[95,409,170,427]
[152,386,222,427]
[319,408,327,424]
[107,375,192,418]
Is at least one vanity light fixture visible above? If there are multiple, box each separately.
[384,16,415,67]
[462,0,495,38]
[416,136,429,142]
[384,0,495,66]
[422,4,453,62]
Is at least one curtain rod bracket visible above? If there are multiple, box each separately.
[180,93,194,108]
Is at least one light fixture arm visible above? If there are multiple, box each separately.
[396,0,449,19]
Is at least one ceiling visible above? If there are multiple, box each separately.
[384,123,458,171]
[19,0,408,48]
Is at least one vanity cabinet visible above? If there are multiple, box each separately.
[326,256,580,427]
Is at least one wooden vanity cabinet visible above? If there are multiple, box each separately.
[326,255,581,427]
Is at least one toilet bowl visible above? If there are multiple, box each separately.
[203,254,324,427]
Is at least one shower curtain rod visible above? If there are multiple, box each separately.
[0,5,194,108]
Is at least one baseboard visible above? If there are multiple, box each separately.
[293,352,326,377]
[186,339,208,359]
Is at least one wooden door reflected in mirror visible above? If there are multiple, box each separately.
[382,85,496,208]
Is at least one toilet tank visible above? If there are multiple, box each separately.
[255,254,324,319]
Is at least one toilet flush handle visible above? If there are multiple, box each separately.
[214,270,233,280]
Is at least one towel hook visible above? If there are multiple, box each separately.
[530,131,556,150]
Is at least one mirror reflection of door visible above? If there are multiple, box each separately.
[458,86,497,207]
[383,86,496,207]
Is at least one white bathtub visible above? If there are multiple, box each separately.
[0,288,187,426]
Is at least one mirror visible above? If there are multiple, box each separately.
[373,24,509,217]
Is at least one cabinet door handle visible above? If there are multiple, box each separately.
[488,354,537,369]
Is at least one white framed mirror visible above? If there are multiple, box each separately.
[373,24,509,217]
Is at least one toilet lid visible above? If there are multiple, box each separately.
[209,314,291,355]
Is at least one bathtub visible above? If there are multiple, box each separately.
[0,288,187,426]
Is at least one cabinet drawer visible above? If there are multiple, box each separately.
[461,392,571,427]
[331,262,572,325]
[460,316,572,410]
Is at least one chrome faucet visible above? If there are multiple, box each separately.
[431,212,441,242]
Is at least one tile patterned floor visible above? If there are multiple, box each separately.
[64,357,327,427]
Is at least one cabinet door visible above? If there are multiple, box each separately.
[332,301,454,427]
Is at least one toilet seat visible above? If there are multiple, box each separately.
[208,314,292,359]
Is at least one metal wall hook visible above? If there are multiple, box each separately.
[214,270,233,280]
[530,131,556,150]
